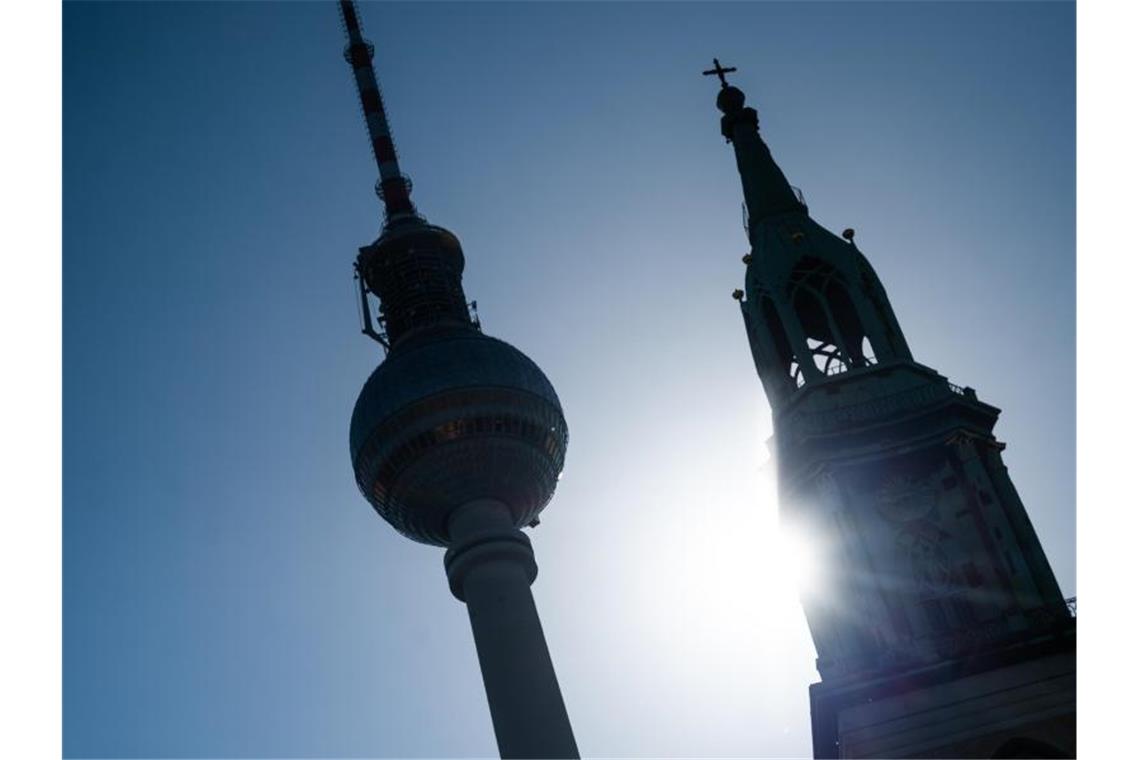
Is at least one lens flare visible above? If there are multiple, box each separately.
[774,525,821,598]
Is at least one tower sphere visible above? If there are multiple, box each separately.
[350,329,569,546]
[716,85,747,114]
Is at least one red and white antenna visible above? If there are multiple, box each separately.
[339,1,418,224]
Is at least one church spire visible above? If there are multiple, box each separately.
[704,61,805,229]
[706,59,1073,760]
[340,0,418,225]
[709,62,912,401]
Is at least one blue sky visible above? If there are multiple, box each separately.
[63,2,1074,756]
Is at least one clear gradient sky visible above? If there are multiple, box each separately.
[63,1,1074,757]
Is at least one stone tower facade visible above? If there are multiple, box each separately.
[710,71,1076,758]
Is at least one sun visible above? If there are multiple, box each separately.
[658,487,825,650]
[771,522,822,599]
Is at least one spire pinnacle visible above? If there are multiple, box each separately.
[709,69,806,224]
[339,0,419,225]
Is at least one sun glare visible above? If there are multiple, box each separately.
[772,524,821,598]
[657,481,822,658]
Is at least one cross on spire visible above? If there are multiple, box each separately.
[702,58,737,88]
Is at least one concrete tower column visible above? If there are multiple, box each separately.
[444,500,579,759]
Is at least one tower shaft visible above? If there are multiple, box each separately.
[446,501,579,759]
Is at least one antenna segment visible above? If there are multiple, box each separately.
[339,0,418,223]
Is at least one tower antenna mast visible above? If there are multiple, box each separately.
[339,0,417,224]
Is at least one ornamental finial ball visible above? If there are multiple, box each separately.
[717,85,746,115]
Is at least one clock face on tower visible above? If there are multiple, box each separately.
[872,468,958,600]
[896,524,954,598]
[874,472,941,524]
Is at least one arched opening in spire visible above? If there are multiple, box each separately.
[857,260,909,361]
[824,280,873,367]
[761,296,801,390]
[786,257,874,380]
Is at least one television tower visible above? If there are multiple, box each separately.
[338,3,578,757]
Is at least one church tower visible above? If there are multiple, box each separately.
[706,63,1076,758]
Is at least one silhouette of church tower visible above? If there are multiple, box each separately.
[705,61,1076,758]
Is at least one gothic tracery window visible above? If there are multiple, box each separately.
[761,296,803,388]
[785,257,874,380]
